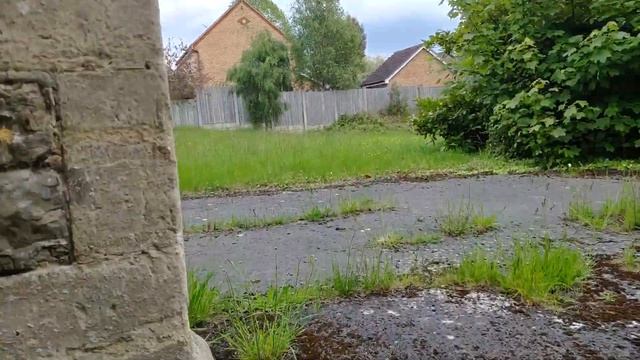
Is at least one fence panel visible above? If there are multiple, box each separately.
[171,85,445,129]
[170,100,199,126]
[366,88,390,114]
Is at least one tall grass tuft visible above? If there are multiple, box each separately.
[187,272,220,328]
[226,315,301,360]
[501,240,591,303]
[360,256,398,293]
[329,254,400,296]
[301,205,335,222]
[330,261,360,297]
[438,239,591,304]
[568,184,640,232]
[438,202,498,237]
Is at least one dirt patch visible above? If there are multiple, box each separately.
[571,256,640,325]
[296,319,370,360]
[294,289,639,360]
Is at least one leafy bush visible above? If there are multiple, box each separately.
[384,85,409,117]
[228,32,292,129]
[416,0,640,165]
[328,112,411,131]
[327,113,387,131]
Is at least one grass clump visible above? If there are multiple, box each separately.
[438,202,498,237]
[301,206,335,222]
[621,245,639,272]
[375,232,442,250]
[436,249,501,287]
[598,290,618,304]
[226,316,300,360]
[339,197,393,216]
[437,239,592,305]
[188,215,294,234]
[187,272,221,328]
[568,185,640,232]
[329,254,403,297]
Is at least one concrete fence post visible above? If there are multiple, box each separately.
[301,92,308,130]
[233,90,241,127]
[0,1,213,359]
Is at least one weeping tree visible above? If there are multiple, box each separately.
[227,32,292,129]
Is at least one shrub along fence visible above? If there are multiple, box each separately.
[171,85,444,129]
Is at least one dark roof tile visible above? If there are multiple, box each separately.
[361,44,424,87]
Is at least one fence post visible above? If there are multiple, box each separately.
[363,89,368,113]
[301,92,308,130]
[333,90,339,121]
[196,90,203,128]
[233,90,241,127]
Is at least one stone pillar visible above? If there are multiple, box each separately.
[0,1,212,359]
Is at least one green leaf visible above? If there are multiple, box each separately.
[542,117,556,127]
[591,49,612,63]
[550,128,567,138]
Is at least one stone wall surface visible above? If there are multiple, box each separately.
[0,1,213,359]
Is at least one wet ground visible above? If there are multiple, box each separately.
[182,175,640,359]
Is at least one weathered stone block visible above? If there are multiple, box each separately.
[0,82,53,131]
[62,128,176,167]
[0,169,70,275]
[0,0,164,72]
[66,162,182,261]
[0,82,59,169]
[0,253,192,359]
[58,71,171,131]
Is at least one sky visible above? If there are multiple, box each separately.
[158,0,458,57]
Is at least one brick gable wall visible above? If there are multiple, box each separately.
[389,50,452,87]
[192,2,288,86]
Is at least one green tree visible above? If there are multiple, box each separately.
[291,0,366,90]
[228,32,292,129]
[414,0,640,165]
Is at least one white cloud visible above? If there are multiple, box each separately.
[158,0,453,33]
[158,0,455,52]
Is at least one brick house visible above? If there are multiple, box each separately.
[361,44,452,88]
[176,0,289,87]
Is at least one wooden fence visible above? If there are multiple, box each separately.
[171,85,444,129]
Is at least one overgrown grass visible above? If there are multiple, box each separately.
[186,253,424,359]
[437,202,498,237]
[568,184,640,232]
[187,272,221,328]
[188,197,393,233]
[436,240,592,305]
[175,128,526,193]
[375,232,442,250]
